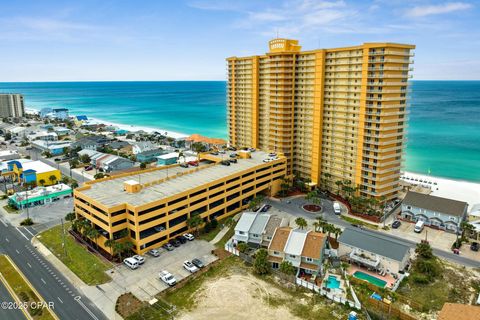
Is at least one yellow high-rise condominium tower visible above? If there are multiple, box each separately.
[227,39,415,200]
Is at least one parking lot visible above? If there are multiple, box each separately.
[107,239,218,301]
[0,197,73,226]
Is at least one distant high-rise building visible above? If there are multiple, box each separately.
[227,39,415,200]
[0,94,25,118]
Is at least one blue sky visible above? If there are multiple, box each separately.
[1,0,479,81]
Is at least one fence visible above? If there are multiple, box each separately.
[366,297,417,320]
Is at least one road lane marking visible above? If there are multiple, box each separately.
[0,217,8,227]
[5,237,9,242]
[24,228,35,237]
[27,263,32,268]
[15,227,29,240]
[40,278,46,285]
[57,297,63,304]
[74,296,99,320]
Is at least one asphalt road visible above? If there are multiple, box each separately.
[0,218,107,320]
[0,279,26,320]
[267,197,480,268]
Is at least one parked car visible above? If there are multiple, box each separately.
[191,258,205,269]
[229,158,237,163]
[183,261,199,273]
[54,158,61,162]
[228,147,237,151]
[218,150,226,154]
[154,226,166,232]
[248,148,256,152]
[183,233,195,241]
[132,255,145,264]
[268,152,277,157]
[188,161,199,167]
[392,220,401,229]
[84,165,93,171]
[123,257,139,270]
[210,151,219,155]
[471,242,479,251]
[170,239,181,247]
[180,163,189,168]
[414,220,425,233]
[260,205,271,212]
[162,243,174,251]
[220,160,230,166]
[229,153,237,158]
[159,271,177,286]
[177,235,187,244]
[148,249,160,257]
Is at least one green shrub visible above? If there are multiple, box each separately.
[20,218,34,226]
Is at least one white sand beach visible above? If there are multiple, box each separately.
[88,117,188,139]
[402,171,480,208]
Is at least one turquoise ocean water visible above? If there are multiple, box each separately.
[0,81,479,182]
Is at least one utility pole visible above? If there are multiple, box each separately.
[61,218,67,257]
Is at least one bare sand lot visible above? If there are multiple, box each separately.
[178,273,301,320]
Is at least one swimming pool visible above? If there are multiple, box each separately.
[325,275,341,289]
[353,271,387,288]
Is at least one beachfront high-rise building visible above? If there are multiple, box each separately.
[0,94,25,118]
[227,39,415,200]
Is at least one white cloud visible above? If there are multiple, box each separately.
[406,2,472,17]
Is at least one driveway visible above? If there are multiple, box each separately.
[384,221,456,251]
[106,240,217,301]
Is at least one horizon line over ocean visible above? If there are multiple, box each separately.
[1,80,479,183]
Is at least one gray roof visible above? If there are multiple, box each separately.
[263,216,282,237]
[403,191,468,217]
[338,228,410,262]
[249,214,271,235]
[235,212,257,233]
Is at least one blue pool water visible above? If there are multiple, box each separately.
[325,275,341,289]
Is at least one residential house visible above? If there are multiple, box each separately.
[233,211,288,247]
[78,149,134,172]
[268,227,328,276]
[0,150,20,161]
[338,228,411,274]
[53,127,71,137]
[50,108,69,120]
[401,191,468,233]
[156,152,179,166]
[27,130,58,141]
[31,140,72,155]
[132,141,158,155]
[136,148,165,163]
[74,115,88,126]
[261,215,283,247]
[437,303,480,320]
[73,135,109,151]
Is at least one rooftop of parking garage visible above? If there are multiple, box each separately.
[77,150,285,208]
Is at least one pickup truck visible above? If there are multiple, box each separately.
[159,270,177,286]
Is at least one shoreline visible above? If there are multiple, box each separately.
[26,107,189,139]
[402,171,480,207]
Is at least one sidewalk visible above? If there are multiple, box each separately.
[210,226,230,245]
[32,237,124,320]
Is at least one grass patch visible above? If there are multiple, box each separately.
[3,204,19,213]
[197,224,223,242]
[0,255,55,319]
[340,215,378,230]
[37,223,112,285]
[215,224,235,248]
[397,260,473,312]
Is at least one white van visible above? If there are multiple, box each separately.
[123,257,139,270]
[333,202,341,215]
[414,220,425,233]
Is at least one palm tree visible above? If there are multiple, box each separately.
[315,216,327,233]
[335,180,343,196]
[415,242,434,259]
[187,215,203,235]
[460,221,474,240]
[120,241,134,258]
[39,179,46,186]
[104,238,116,256]
[295,217,307,230]
[48,175,57,185]
[332,227,342,240]
[88,228,100,249]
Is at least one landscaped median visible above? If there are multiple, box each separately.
[36,223,112,285]
[0,255,58,320]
